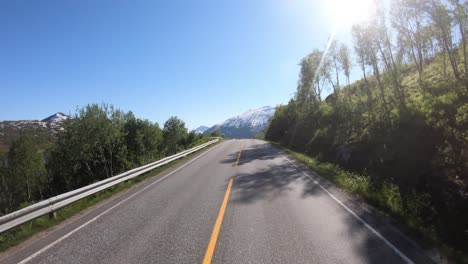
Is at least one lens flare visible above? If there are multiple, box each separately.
[325,0,375,27]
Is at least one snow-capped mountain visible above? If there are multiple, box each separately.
[0,112,68,151]
[194,126,209,134]
[204,106,276,138]
[42,112,69,123]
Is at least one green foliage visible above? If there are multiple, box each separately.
[124,111,163,167]
[0,103,215,252]
[0,142,218,252]
[181,130,209,149]
[265,0,468,259]
[209,130,221,138]
[0,134,47,214]
[48,104,129,192]
[162,116,188,155]
[0,103,209,220]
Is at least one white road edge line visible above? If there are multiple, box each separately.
[277,149,415,264]
[17,142,223,264]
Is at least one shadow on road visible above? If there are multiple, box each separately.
[230,164,307,204]
[220,141,282,166]
[227,141,325,203]
[225,141,427,264]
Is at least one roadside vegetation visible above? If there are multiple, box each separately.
[0,142,218,252]
[266,0,467,262]
[0,103,212,251]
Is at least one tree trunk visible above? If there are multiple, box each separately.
[458,22,468,92]
[372,59,391,126]
[442,49,447,78]
[26,172,31,201]
[362,65,374,126]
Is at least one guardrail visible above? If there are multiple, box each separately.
[0,138,219,234]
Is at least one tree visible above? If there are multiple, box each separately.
[424,0,462,85]
[124,112,163,166]
[449,0,468,91]
[326,39,343,95]
[210,130,221,137]
[374,0,406,109]
[49,104,128,192]
[162,117,187,155]
[0,149,11,213]
[296,49,327,104]
[392,0,428,81]
[7,133,47,203]
[358,22,392,124]
[352,25,370,82]
[352,24,375,125]
[136,119,163,162]
[338,43,352,88]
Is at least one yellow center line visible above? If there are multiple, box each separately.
[234,142,244,167]
[202,178,233,264]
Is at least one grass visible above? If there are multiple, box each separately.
[272,142,468,264]
[0,140,220,252]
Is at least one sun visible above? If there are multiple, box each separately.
[325,0,375,27]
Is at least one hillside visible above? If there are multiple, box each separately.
[266,39,468,260]
[194,126,209,134]
[204,106,276,138]
[0,113,68,152]
[261,1,468,259]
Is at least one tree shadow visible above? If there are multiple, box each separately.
[219,141,282,167]
[227,147,433,264]
[230,163,312,204]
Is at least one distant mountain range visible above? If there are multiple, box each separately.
[1,107,277,152]
[0,112,69,152]
[204,106,276,138]
[194,126,209,134]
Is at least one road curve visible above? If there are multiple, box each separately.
[0,139,435,264]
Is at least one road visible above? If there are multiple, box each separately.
[0,139,435,264]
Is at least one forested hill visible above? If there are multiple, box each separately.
[265,0,468,260]
[0,104,210,217]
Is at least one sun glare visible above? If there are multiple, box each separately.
[325,0,375,27]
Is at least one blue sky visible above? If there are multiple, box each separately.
[1,0,360,129]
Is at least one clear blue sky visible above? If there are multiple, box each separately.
[1,0,359,129]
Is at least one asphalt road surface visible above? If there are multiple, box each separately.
[0,139,436,264]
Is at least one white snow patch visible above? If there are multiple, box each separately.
[42,112,69,123]
[220,106,276,128]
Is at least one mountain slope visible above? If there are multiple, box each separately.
[194,126,209,134]
[42,112,69,123]
[0,112,68,152]
[205,106,276,138]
